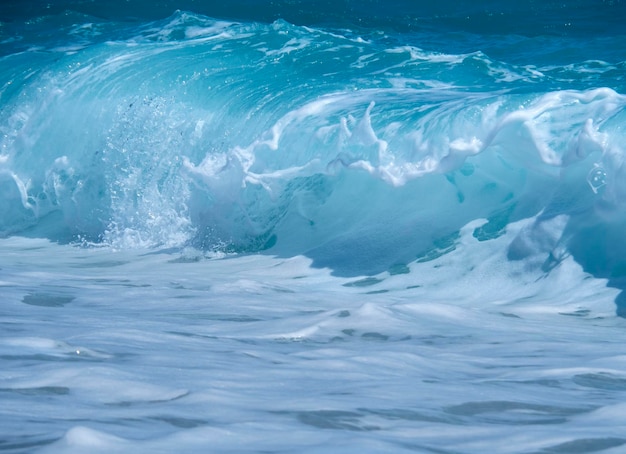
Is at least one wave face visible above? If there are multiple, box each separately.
[1,3,626,280]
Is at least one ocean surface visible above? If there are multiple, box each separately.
[2,1,626,452]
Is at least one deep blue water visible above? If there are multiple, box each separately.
[2,2,626,452]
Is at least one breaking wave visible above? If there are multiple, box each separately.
[1,11,626,279]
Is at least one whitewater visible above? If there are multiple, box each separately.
[2,1,626,452]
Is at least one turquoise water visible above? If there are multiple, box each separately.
[2,1,626,452]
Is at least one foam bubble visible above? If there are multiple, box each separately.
[61,426,128,451]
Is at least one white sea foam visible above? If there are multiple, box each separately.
[1,225,624,453]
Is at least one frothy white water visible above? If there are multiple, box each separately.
[2,217,626,453]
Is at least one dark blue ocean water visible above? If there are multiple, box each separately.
[2,2,626,452]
